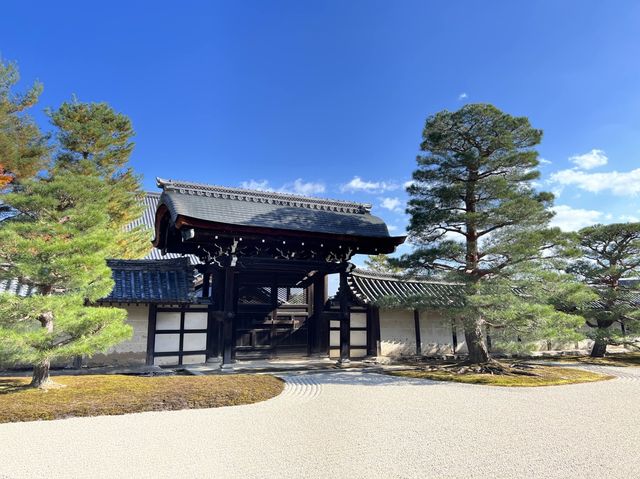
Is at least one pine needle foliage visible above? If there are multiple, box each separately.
[48,100,149,259]
[392,104,581,363]
[0,168,132,387]
[0,59,49,189]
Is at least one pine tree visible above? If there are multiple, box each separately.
[363,254,402,274]
[0,167,132,387]
[48,100,149,259]
[567,223,640,357]
[394,104,574,364]
[0,59,49,189]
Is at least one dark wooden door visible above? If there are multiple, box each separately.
[234,283,309,359]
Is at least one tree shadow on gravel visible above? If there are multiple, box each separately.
[292,371,439,387]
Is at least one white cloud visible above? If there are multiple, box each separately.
[286,179,325,195]
[550,205,603,231]
[549,168,640,196]
[569,149,608,170]
[340,176,399,193]
[539,158,552,165]
[240,178,325,196]
[240,179,271,190]
[387,224,399,232]
[619,214,640,222]
[458,92,468,100]
[380,197,403,212]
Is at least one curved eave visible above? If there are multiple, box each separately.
[155,212,406,254]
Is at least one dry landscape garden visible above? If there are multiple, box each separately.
[1,21,640,476]
[1,57,639,418]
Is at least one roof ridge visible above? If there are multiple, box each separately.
[156,177,372,214]
[351,268,461,285]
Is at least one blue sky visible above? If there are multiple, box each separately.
[3,1,640,264]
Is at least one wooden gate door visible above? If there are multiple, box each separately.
[234,282,310,359]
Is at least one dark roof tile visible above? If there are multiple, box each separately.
[100,258,194,304]
[157,178,394,238]
[347,269,465,307]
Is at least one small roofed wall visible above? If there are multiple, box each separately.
[379,308,465,357]
[379,308,630,357]
[85,304,148,367]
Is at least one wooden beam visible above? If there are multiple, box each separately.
[145,304,157,366]
[201,271,210,299]
[414,309,422,356]
[451,319,458,354]
[221,267,236,365]
[367,305,381,357]
[311,273,328,356]
[339,269,350,362]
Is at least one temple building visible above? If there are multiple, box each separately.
[2,178,611,369]
[95,178,408,367]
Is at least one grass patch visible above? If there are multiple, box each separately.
[546,353,640,368]
[391,364,612,387]
[0,374,284,423]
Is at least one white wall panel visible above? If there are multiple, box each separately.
[182,354,207,365]
[154,333,180,352]
[184,312,208,330]
[183,333,207,351]
[350,312,367,328]
[154,355,179,366]
[350,330,367,347]
[156,312,181,330]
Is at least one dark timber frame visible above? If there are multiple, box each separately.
[147,305,210,365]
[152,179,404,365]
[413,309,422,356]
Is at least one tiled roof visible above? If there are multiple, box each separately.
[347,269,465,307]
[99,258,194,303]
[0,278,38,296]
[157,178,395,238]
[134,192,197,262]
[1,193,198,300]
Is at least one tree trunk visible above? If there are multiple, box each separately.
[464,317,490,364]
[590,338,608,358]
[30,358,52,388]
[31,310,55,388]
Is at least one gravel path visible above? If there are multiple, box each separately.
[0,366,639,479]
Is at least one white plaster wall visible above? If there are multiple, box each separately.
[379,309,418,357]
[110,304,149,353]
[86,304,149,366]
[379,308,466,357]
[419,310,455,355]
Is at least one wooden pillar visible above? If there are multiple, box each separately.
[311,273,328,356]
[145,303,157,366]
[366,305,381,357]
[414,309,422,356]
[207,269,224,360]
[221,267,236,366]
[201,271,210,299]
[339,269,350,363]
[451,319,458,354]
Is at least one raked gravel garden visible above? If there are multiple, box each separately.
[0,364,639,479]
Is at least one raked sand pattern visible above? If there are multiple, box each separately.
[0,367,639,479]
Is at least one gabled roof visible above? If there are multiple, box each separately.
[99,258,194,304]
[347,269,465,307]
[1,193,198,301]
[132,192,197,262]
[0,277,38,296]
[156,178,398,239]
